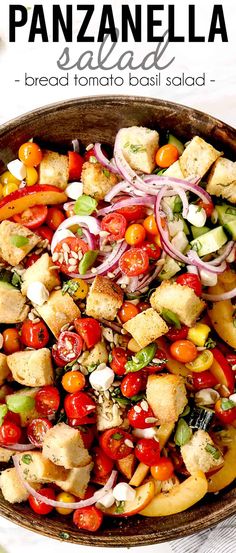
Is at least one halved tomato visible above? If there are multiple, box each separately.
[13,205,48,229]
[54,236,88,276]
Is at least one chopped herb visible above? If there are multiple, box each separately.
[74,194,97,216]
[89,155,97,164]
[0,404,8,426]
[115,501,125,514]
[11,272,21,288]
[59,532,71,540]
[103,169,110,178]
[131,394,145,403]
[77,227,83,237]
[108,352,113,363]
[129,144,146,154]
[161,308,181,329]
[233,318,236,329]
[62,280,80,297]
[112,432,123,440]
[205,338,216,349]
[10,235,29,247]
[205,444,221,460]
[153,168,166,176]
[174,418,192,446]
[221,398,236,411]
[87,363,99,373]
[21,454,33,465]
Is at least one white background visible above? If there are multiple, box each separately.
[0,0,235,551]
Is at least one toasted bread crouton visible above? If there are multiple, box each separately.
[120,126,159,174]
[0,447,17,463]
[56,463,93,498]
[147,374,188,424]
[86,276,123,321]
[0,467,30,503]
[0,285,29,324]
[0,353,10,385]
[181,429,224,474]
[7,349,53,387]
[206,157,236,204]
[81,161,119,200]
[43,423,91,469]
[150,281,205,327]
[36,290,80,338]
[21,253,60,296]
[17,451,67,483]
[38,150,69,190]
[0,220,40,266]
[179,136,222,179]
[164,160,185,179]
[123,308,168,348]
[79,341,109,369]
[6,388,41,427]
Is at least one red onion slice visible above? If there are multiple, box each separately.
[202,288,236,302]
[206,241,235,266]
[1,443,36,452]
[94,143,119,174]
[97,196,155,217]
[104,181,133,202]
[155,187,190,264]
[72,139,80,153]
[187,251,226,274]
[51,215,101,253]
[145,175,212,204]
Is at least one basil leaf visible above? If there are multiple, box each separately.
[6,395,35,414]
[162,308,181,329]
[103,169,110,178]
[77,227,83,237]
[10,235,29,247]
[205,444,221,460]
[115,501,125,514]
[89,156,97,164]
[74,194,97,216]
[221,398,236,411]
[205,338,216,349]
[0,404,8,426]
[174,418,192,446]
[11,272,22,288]
[112,432,123,440]
[79,250,99,275]
[125,343,157,373]
[21,454,33,465]
[62,279,81,297]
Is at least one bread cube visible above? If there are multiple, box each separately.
[206,157,236,204]
[80,341,109,369]
[0,353,10,385]
[0,220,40,266]
[120,126,159,174]
[43,423,91,469]
[0,467,29,503]
[81,160,119,200]
[56,463,93,498]
[0,447,16,463]
[123,308,168,348]
[181,429,224,474]
[0,285,29,324]
[179,136,222,179]
[17,451,67,482]
[150,281,205,327]
[21,253,60,296]
[164,160,185,179]
[38,150,69,190]
[36,290,80,338]
[7,348,53,387]
[146,374,188,424]
[86,276,123,321]
[6,387,41,427]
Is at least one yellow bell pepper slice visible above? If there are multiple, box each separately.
[187,323,211,347]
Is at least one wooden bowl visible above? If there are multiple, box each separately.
[0,96,235,547]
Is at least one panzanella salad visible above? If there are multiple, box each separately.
[0,126,235,531]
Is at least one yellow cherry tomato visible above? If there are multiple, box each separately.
[62,370,86,393]
[2,182,19,197]
[69,278,89,300]
[143,214,159,236]
[185,350,214,372]
[26,167,38,186]
[125,223,146,246]
[155,144,179,168]
[18,142,43,167]
[55,492,76,515]
[0,171,21,186]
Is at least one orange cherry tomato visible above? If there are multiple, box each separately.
[46,207,65,230]
[125,224,146,246]
[155,144,179,168]
[143,214,159,236]
[62,371,86,393]
[170,340,198,364]
[151,457,174,481]
[197,199,214,218]
[118,301,140,323]
[18,142,43,167]
[2,328,21,354]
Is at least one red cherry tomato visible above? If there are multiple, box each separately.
[27,418,53,447]
[121,373,144,398]
[192,370,218,391]
[29,488,55,515]
[35,386,60,416]
[21,320,50,349]
[52,345,67,367]
[141,241,161,261]
[115,204,145,222]
[197,199,214,218]
[84,147,97,162]
[73,505,103,532]
[0,422,22,445]
[128,402,156,429]
[78,426,95,450]
[25,253,40,268]
[119,248,149,277]
[100,428,134,460]
[64,391,96,423]
[74,317,101,349]
[57,331,83,363]
[36,225,54,243]
[151,457,174,480]
[110,347,129,376]
[83,484,97,499]
[143,349,167,374]
[4,411,21,427]
[13,205,48,229]
[92,446,114,480]
[215,398,236,424]
[138,301,150,312]
[226,354,236,369]
[101,213,127,242]
[46,207,65,231]
[176,273,202,297]
[135,438,160,466]
[54,237,88,276]
[68,151,84,181]
[166,325,189,342]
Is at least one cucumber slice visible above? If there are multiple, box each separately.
[159,256,181,280]
[168,134,184,155]
[224,220,236,240]
[216,204,236,225]
[190,226,228,257]
[0,281,15,291]
[191,225,210,240]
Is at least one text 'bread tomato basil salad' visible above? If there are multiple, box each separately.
[0,127,235,531]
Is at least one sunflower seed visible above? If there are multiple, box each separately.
[134,406,142,413]
[141,400,149,412]
[52,252,59,262]
[124,439,134,448]
[145,417,158,424]
[62,243,70,253]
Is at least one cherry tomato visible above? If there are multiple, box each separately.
[0,422,21,445]
[143,349,167,374]
[118,301,140,324]
[121,373,143,398]
[21,320,49,349]
[166,325,189,342]
[13,205,48,230]
[128,402,156,429]
[46,207,65,231]
[52,345,67,367]
[155,144,179,168]
[4,410,21,427]
[18,142,43,167]
[73,505,103,532]
[35,386,60,416]
[100,428,134,460]
[62,371,86,393]
[64,391,96,422]
[68,151,84,181]
[138,301,150,312]
[3,328,21,354]
[92,446,114,480]
[74,317,101,349]
[143,214,159,236]
[226,354,236,369]
[54,237,88,276]
[176,273,202,297]
[55,492,76,515]
[110,347,129,376]
[170,340,198,363]
[119,248,149,277]
[215,398,236,424]
[79,426,95,449]
[57,331,83,363]
[27,418,53,447]
[83,484,96,499]
[36,225,54,243]
[101,213,127,242]
[115,204,145,222]
[151,457,174,480]
[141,241,161,260]
[25,253,40,268]
[135,437,160,466]
[28,488,55,515]
[125,224,146,247]
[84,147,97,162]
[192,370,218,391]
[197,199,214,218]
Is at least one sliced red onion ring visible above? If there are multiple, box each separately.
[13,454,117,510]
[187,251,226,274]
[1,443,36,452]
[187,265,199,275]
[145,175,212,204]
[104,181,133,202]
[66,240,128,280]
[202,288,236,302]
[97,196,155,217]
[126,276,139,293]
[80,227,97,250]
[51,215,101,253]
[206,241,235,266]
[155,187,190,264]
[72,139,80,153]
[136,259,165,291]
[63,201,75,212]
[94,143,119,174]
